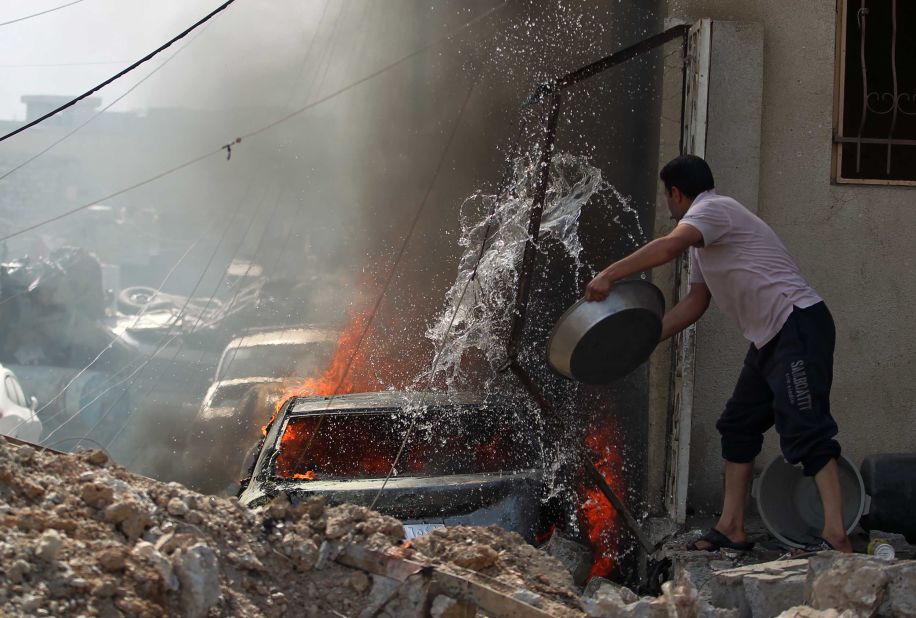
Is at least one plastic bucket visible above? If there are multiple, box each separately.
[752,455,870,548]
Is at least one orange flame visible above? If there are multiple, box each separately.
[261,306,378,435]
[292,471,316,481]
[578,419,624,578]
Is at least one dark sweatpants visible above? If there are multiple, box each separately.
[716,302,841,476]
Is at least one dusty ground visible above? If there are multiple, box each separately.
[0,438,586,617]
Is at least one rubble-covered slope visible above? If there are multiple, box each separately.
[0,439,587,617]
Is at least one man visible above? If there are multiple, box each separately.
[585,155,851,553]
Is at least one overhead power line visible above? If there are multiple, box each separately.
[0,61,128,69]
[0,0,236,143]
[0,24,209,184]
[0,0,508,243]
[0,0,87,28]
[0,147,224,242]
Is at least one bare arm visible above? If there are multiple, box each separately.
[585,223,703,301]
[660,282,711,341]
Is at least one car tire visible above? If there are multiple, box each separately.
[118,286,167,314]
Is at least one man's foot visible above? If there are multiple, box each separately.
[820,531,853,553]
[686,528,755,552]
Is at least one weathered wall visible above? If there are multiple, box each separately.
[664,1,916,513]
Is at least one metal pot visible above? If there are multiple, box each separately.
[547,279,664,384]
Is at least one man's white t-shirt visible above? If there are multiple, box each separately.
[680,189,822,349]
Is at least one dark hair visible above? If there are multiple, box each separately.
[659,155,715,199]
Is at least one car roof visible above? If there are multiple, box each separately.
[226,327,337,349]
[287,391,492,415]
[209,377,289,390]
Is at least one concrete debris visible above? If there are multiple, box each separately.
[807,552,890,615]
[542,531,594,586]
[775,607,858,618]
[173,543,221,618]
[583,570,739,618]
[0,440,589,616]
[807,551,916,618]
[707,558,807,618]
[5,439,914,617]
[430,594,476,618]
[583,576,639,604]
[411,524,583,611]
[34,529,64,562]
[695,551,916,618]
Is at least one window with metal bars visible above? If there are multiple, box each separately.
[833,0,916,185]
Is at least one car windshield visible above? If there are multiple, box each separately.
[272,405,540,480]
[209,383,261,408]
[218,341,335,381]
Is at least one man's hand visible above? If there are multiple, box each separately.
[582,225,702,303]
[585,270,616,301]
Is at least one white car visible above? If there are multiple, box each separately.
[0,364,41,443]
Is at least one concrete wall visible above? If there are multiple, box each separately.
[664,1,916,514]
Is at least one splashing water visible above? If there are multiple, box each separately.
[424,153,637,388]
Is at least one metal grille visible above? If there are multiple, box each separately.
[834,0,916,183]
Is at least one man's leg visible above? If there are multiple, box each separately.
[691,347,774,550]
[767,303,847,551]
[714,460,755,544]
[814,459,852,552]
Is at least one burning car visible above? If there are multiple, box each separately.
[238,391,549,542]
[187,326,337,494]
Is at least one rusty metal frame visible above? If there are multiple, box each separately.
[504,24,690,362]
[499,24,691,558]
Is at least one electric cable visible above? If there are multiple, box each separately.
[6,232,208,436]
[12,0,507,449]
[0,61,128,68]
[33,236,204,420]
[40,176,260,445]
[0,21,211,183]
[367,102,535,508]
[311,0,348,100]
[0,0,86,28]
[284,0,332,107]
[288,77,479,476]
[232,1,507,145]
[0,147,224,243]
[98,1,342,455]
[97,184,275,451]
[0,0,236,143]
[193,186,289,379]
[0,0,508,244]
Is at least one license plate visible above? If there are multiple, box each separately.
[403,523,445,539]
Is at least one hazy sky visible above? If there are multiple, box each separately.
[0,0,327,120]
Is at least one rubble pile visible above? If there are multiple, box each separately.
[0,441,392,616]
[410,525,584,612]
[3,437,915,617]
[0,439,589,617]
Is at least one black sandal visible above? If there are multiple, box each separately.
[686,528,755,552]
[801,536,834,553]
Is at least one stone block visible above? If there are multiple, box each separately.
[671,551,743,603]
[881,560,916,618]
[775,607,857,618]
[707,559,807,618]
[743,570,805,618]
[539,533,592,586]
[806,552,889,616]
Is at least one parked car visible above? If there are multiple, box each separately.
[237,391,550,543]
[0,364,41,443]
[187,326,337,494]
[212,326,338,383]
